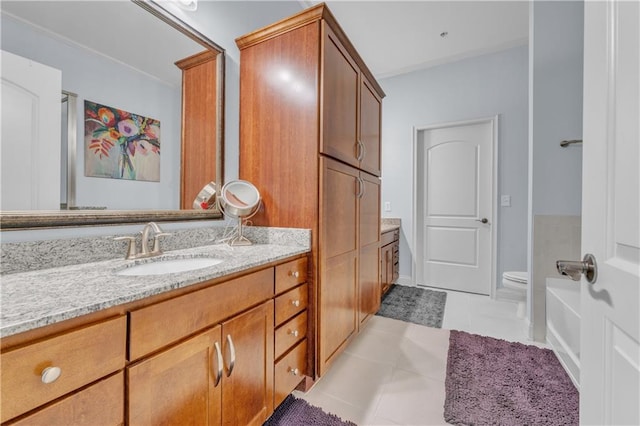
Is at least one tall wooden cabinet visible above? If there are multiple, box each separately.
[237,4,384,377]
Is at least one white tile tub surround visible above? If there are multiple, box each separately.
[546,277,581,388]
[531,215,581,342]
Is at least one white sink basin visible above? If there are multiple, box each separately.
[116,257,223,276]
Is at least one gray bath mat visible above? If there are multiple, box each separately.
[376,284,447,328]
[444,330,579,425]
[264,395,356,426]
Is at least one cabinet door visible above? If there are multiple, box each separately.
[358,172,381,325]
[359,77,382,176]
[319,157,358,376]
[221,301,274,426]
[321,24,359,168]
[128,326,222,426]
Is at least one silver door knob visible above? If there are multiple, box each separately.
[556,253,597,283]
[476,218,489,224]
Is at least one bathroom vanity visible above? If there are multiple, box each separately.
[380,223,400,295]
[0,231,310,425]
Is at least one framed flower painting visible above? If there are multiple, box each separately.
[84,100,160,182]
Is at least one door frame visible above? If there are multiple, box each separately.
[412,116,499,297]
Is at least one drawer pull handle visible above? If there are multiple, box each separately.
[291,300,301,307]
[289,271,300,278]
[289,367,299,376]
[41,366,61,384]
[213,341,223,387]
[226,334,236,377]
[288,329,299,337]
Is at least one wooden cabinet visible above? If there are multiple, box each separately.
[0,316,126,424]
[237,3,385,378]
[1,254,308,425]
[128,301,273,426]
[128,268,275,426]
[321,25,382,176]
[273,258,309,407]
[381,228,400,295]
[128,326,222,426]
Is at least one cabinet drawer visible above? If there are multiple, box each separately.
[275,311,307,360]
[130,268,273,360]
[274,283,308,327]
[274,339,307,407]
[1,316,126,423]
[6,372,124,426]
[381,229,398,246]
[275,257,307,294]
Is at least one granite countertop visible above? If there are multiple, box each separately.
[1,243,309,338]
[381,218,401,233]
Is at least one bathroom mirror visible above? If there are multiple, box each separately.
[0,0,224,229]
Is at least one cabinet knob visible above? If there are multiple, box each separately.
[288,329,299,337]
[41,366,62,384]
[289,271,299,278]
[289,367,299,376]
[291,300,300,307]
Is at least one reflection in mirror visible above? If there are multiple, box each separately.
[0,0,224,228]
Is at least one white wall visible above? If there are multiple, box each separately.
[527,0,584,341]
[379,45,529,286]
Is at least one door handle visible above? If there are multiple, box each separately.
[476,218,489,224]
[213,341,223,387]
[556,253,597,284]
[225,334,236,377]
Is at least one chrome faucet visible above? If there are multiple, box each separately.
[115,222,171,260]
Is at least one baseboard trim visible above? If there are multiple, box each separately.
[395,275,413,286]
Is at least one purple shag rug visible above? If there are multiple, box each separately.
[264,395,356,426]
[444,330,579,426]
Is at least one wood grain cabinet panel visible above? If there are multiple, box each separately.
[129,268,273,361]
[359,77,383,176]
[176,49,223,209]
[129,301,274,426]
[275,311,307,360]
[321,25,359,168]
[274,340,307,407]
[275,283,308,327]
[128,327,222,426]
[381,229,400,295]
[236,3,384,379]
[275,257,308,294]
[0,316,126,423]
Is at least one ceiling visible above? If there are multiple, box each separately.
[1,1,530,84]
[307,1,529,79]
[1,1,206,86]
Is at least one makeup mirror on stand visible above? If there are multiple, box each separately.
[218,180,261,246]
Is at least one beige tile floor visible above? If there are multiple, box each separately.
[294,287,546,425]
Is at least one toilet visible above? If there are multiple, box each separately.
[502,271,528,318]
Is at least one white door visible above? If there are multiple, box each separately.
[1,50,61,210]
[580,1,639,424]
[416,118,495,295]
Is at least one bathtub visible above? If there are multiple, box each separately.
[546,277,581,388]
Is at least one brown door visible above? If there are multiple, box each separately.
[359,77,382,176]
[358,172,381,325]
[319,157,358,376]
[221,301,274,426]
[128,326,222,426]
[321,24,359,168]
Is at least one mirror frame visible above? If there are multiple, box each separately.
[0,0,225,230]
